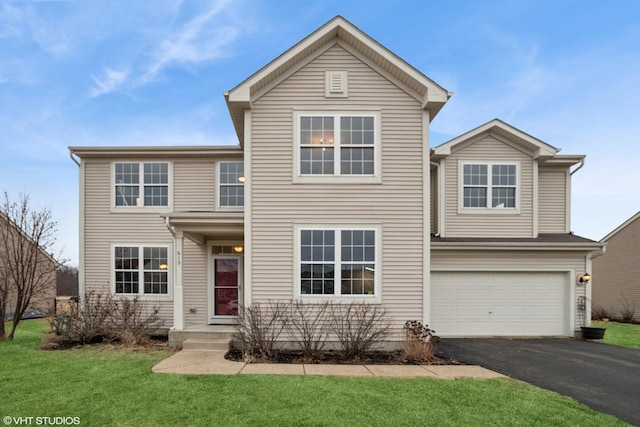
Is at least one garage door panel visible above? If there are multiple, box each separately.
[431,271,568,336]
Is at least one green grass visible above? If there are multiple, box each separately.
[0,320,629,427]
[591,321,640,349]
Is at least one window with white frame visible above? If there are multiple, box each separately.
[299,228,376,296]
[114,162,169,207]
[298,113,376,176]
[114,245,169,296]
[219,162,244,208]
[462,163,517,208]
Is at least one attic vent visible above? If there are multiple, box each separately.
[325,71,348,98]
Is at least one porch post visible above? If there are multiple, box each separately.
[173,231,185,331]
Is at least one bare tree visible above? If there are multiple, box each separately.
[0,192,60,340]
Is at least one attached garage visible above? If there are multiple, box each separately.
[430,271,571,337]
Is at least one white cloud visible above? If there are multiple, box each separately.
[89,68,129,97]
[137,0,241,85]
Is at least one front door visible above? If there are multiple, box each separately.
[211,255,242,323]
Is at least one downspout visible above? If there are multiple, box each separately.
[69,150,81,167]
[570,157,585,176]
[164,217,176,238]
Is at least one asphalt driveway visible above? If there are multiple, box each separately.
[437,338,640,425]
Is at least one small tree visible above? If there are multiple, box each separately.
[0,192,60,340]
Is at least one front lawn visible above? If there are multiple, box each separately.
[591,321,640,349]
[0,320,629,426]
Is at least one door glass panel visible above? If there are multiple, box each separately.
[215,259,238,316]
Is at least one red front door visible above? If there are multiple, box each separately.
[213,257,241,318]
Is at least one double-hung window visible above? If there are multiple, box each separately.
[114,245,170,296]
[299,228,377,297]
[462,162,518,209]
[114,162,169,207]
[218,162,244,209]
[297,113,377,179]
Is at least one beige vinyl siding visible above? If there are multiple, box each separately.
[174,161,216,211]
[443,135,534,237]
[431,249,587,329]
[82,159,175,322]
[592,217,640,320]
[182,238,209,325]
[538,167,567,233]
[249,44,426,333]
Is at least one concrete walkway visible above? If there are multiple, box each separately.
[152,349,504,379]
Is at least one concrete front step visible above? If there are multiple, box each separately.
[168,326,237,348]
[182,338,231,351]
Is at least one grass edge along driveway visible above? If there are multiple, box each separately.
[0,320,629,427]
[591,321,640,349]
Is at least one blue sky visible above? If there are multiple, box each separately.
[1,0,639,265]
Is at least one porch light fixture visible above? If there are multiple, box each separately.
[578,273,591,284]
[238,176,245,183]
[159,264,168,270]
[233,246,244,253]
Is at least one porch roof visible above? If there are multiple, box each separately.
[162,211,244,245]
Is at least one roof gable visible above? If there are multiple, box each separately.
[601,211,640,242]
[225,16,451,144]
[431,119,559,160]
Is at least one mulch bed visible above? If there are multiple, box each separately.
[225,349,462,365]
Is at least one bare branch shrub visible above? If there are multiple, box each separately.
[618,294,637,323]
[285,300,329,360]
[402,320,440,363]
[235,300,291,362]
[49,291,163,347]
[591,305,615,321]
[328,301,390,360]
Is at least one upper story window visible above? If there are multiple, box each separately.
[298,227,378,298]
[296,112,378,181]
[114,245,169,296]
[462,163,517,209]
[114,162,169,207]
[218,162,244,209]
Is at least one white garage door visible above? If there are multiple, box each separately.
[431,271,569,337]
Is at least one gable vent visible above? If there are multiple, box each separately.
[325,71,348,98]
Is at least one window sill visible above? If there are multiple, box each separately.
[458,207,520,215]
[296,295,381,304]
[110,207,173,214]
[113,293,173,302]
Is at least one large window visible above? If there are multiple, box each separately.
[298,113,377,177]
[219,162,244,208]
[462,163,517,209]
[114,162,169,207]
[114,245,169,296]
[299,228,377,297]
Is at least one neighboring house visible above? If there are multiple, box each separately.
[69,16,604,346]
[0,213,57,316]
[592,212,640,321]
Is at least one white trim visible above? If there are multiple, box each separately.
[585,253,592,327]
[438,159,446,237]
[533,161,538,237]
[457,160,521,214]
[243,109,253,307]
[422,109,431,326]
[216,160,245,212]
[565,169,572,233]
[110,161,173,213]
[292,111,382,184]
[173,232,184,330]
[110,242,174,301]
[78,159,86,299]
[293,224,382,303]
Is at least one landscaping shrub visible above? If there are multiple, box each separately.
[284,300,329,360]
[402,320,439,363]
[618,294,637,323]
[235,300,291,362]
[45,291,163,348]
[327,301,390,360]
[591,305,615,321]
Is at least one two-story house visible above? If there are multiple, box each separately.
[69,16,603,347]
